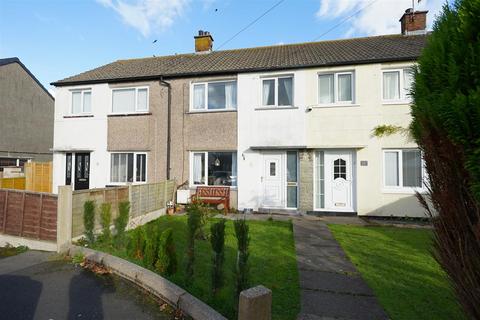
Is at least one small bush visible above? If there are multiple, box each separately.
[155,228,177,276]
[114,201,130,246]
[210,219,226,294]
[99,203,112,243]
[127,227,145,260]
[185,203,202,284]
[234,218,249,306]
[83,200,96,243]
[71,252,85,265]
[143,235,157,269]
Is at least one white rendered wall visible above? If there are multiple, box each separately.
[52,84,109,193]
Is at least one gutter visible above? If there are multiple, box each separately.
[159,78,172,180]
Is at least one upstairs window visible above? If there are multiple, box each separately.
[71,89,92,114]
[262,76,293,107]
[318,72,354,105]
[112,87,148,114]
[382,68,413,102]
[191,81,237,111]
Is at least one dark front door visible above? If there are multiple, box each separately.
[75,153,90,190]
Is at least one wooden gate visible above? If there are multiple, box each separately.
[25,162,52,193]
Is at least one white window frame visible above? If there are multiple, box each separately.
[189,80,237,112]
[189,151,237,188]
[111,86,149,114]
[70,89,92,115]
[381,68,413,104]
[260,75,294,108]
[382,149,426,193]
[317,71,355,106]
[109,152,148,185]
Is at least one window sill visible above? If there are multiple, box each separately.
[382,188,426,194]
[107,112,151,117]
[312,103,360,109]
[382,101,411,106]
[187,109,237,114]
[63,114,94,118]
[254,106,298,111]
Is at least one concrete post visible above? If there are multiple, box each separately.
[57,185,73,253]
[238,285,272,320]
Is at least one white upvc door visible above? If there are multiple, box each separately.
[261,153,284,208]
[324,151,353,211]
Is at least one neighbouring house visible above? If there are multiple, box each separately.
[0,57,54,174]
[51,9,429,217]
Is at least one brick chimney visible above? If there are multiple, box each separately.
[399,8,428,35]
[194,30,213,53]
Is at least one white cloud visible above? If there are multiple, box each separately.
[316,0,444,37]
[97,0,190,37]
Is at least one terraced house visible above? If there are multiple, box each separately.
[51,9,429,217]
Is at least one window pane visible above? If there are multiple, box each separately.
[83,92,92,113]
[136,154,146,182]
[208,82,226,109]
[338,74,352,102]
[287,151,297,182]
[208,152,234,186]
[72,92,82,114]
[385,151,399,186]
[193,153,205,185]
[278,77,293,106]
[403,150,422,187]
[112,89,135,113]
[127,153,134,182]
[315,151,325,208]
[287,186,297,208]
[403,69,413,99]
[383,71,400,100]
[270,162,276,176]
[319,74,334,104]
[111,154,119,182]
[119,153,127,182]
[193,84,205,109]
[225,82,237,109]
[137,88,148,111]
[262,79,275,106]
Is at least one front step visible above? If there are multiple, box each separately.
[306,210,357,217]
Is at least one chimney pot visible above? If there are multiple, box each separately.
[399,9,428,35]
[194,30,214,53]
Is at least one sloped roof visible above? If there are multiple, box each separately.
[52,34,427,86]
[1,57,54,99]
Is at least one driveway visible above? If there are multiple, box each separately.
[0,251,170,320]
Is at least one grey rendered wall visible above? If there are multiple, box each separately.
[0,63,54,161]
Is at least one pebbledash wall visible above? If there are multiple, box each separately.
[236,61,427,217]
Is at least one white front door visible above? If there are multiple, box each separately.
[262,153,284,208]
[324,151,353,211]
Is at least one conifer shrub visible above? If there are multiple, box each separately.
[210,219,226,294]
[83,200,96,243]
[127,227,145,260]
[185,203,202,284]
[234,218,249,307]
[99,203,112,243]
[155,228,177,276]
[114,201,130,247]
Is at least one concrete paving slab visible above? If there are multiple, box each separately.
[299,270,374,295]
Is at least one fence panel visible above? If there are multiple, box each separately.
[0,189,57,241]
[25,162,52,193]
[0,177,26,190]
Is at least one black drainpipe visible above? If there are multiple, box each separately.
[159,77,171,180]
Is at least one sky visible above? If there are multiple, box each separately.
[0,0,446,95]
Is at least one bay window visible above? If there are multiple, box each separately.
[262,75,293,107]
[384,149,424,190]
[318,71,354,105]
[191,81,237,111]
[112,87,149,113]
[191,151,237,186]
[382,68,413,102]
[110,152,147,183]
[71,89,92,114]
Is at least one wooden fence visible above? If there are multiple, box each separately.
[70,180,175,238]
[0,177,26,190]
[25,162,52,193]
[0,189,57,241]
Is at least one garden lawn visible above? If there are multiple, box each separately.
[328,225,465,320]
[92,215,300,320]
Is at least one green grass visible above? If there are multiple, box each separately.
[328,225,465,320]
[92,215,300,320]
